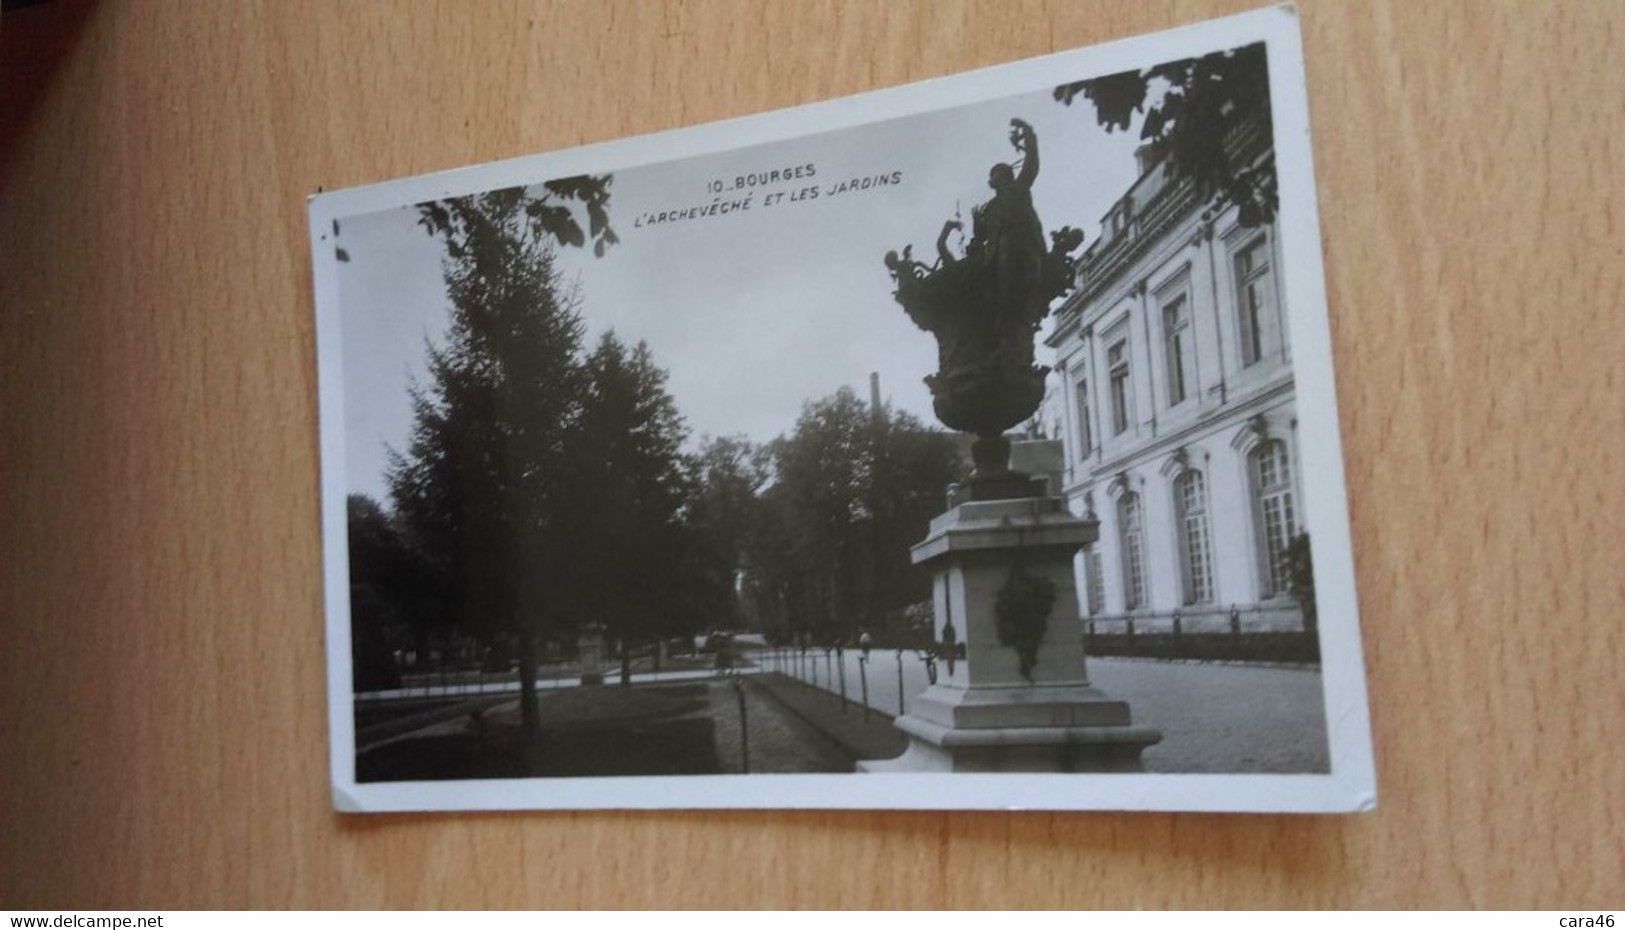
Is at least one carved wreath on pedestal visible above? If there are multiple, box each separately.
[995,564,1055,682]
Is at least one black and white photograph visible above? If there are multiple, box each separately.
[311,7,1374,812]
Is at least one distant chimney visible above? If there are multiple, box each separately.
[869,372,883,423]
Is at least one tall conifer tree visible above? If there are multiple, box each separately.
[569,333,693,684]
[389,186,596,736]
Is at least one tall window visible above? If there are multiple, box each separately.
[1084,545,1105,616]
[1175,470,1215,604]
[1074,377,1093,458]
[1108,339,1131,435]
[1252,441,1297,596]
[1162,294,1194,406]
[1235,237,1278,367]
[1117,492,1146,610]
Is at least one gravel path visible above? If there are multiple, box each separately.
[700,679,853,774]
[758,648,1329,774]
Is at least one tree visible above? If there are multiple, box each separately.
[861,406,964,624]
[416,175,619,259]
[770,388,871,641]
[688,435,773,630]
[347,494,413,692]
[335,174,616,264]
[739,480,800,640]
[388,187,591,736]
[1055,42,1275,227]
[758,388,962,643]
[1285,532,1317,636]
[568,332,694,684]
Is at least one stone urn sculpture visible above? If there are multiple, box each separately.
[885,117,1084,499]
[863,118,1160,774]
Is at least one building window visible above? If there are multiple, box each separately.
[1107,198,1133,237]
[1251,440,1297,596]
[1084,544,1105,616]
[1162,294,1194,406]
[1108,339,1131,435]
[1117,492,1146,610]
[1074,377,1093,458]
[1235,236,1278,367]
[1174,470,1215,604]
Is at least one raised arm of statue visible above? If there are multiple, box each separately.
[1010,119,1039,189]
[936,220,962,267]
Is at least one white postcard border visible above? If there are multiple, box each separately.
[311,4,1376,814]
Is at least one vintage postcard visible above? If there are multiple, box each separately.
[310,6,1375,812]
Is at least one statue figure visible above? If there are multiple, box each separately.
[885,118,1083,495]
[971,118,1047,331]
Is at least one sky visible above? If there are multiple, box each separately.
[336,84,1146,503]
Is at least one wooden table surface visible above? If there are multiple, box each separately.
[2,0,1619,910]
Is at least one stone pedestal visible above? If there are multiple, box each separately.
[861,496,1160,773]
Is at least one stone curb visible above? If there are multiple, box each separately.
[751,673,907,764]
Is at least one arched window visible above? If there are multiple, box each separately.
[1175,470,1215,604]
[1117,492,1146,610]
[1083,544,1105,616]
[1251,440,1297,596]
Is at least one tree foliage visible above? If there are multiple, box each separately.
[751,388,963,642]
[1055,42,1275,227]
[568,332,702,680]
[363,182,965,710]
[417,175,619,258]
[1285,532,1316,635]
[687,435,774,631]
[390,188,589,636]
[379,182,719,708]
[347,494,414,692]
[337,175,616,265]
[385,188,593,732]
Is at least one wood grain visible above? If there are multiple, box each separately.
[1,0,1619,910]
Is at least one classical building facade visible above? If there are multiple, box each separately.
[1044,133,1306,634]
